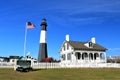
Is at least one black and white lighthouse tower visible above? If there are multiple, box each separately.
[38,19,48,62]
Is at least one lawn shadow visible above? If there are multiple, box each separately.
[32,69,47,72]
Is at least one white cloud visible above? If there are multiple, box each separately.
[109,48,120,51]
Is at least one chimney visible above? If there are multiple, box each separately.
[91,37,96,44]
[66,35,69,41]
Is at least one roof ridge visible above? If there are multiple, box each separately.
[69,40,86,43]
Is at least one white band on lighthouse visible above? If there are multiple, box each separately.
[40,30,46,43]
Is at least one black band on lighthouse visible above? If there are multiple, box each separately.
[41,25,47,31]
[38,43,48,62]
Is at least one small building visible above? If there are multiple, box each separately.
[9,56,20,63]
[0,57,9,62]
[59,35,107,66]
[26,55,37,63]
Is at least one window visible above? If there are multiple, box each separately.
[89,42,93,48]
[67,53,71,60]
[61,54,66,60]
[63,45,65,51]
[67,43,69,50]
[12,60,14,62]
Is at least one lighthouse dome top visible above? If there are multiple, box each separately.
[42,18,46,22]
[40,18,47,26]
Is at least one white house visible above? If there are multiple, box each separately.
[59,35,107,66]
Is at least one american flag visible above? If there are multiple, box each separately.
[27,22,35,29]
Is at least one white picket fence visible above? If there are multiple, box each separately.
[0,62,120,69]
[60,63,120,68]
[0,62,14,68]
[32,62,60,69]
[32,62,120,69]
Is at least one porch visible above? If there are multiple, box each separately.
[61,51,107,63]
[75,51,107,63]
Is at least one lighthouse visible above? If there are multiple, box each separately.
[38,19,48,62]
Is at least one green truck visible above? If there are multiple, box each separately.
[14,59,33,72]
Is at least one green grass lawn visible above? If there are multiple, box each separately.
[0,68,120,80]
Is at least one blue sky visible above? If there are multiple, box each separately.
[0,0,120,59]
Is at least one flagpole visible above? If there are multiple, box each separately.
[24,22,28,58]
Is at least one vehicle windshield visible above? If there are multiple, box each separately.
[17,60,31,66]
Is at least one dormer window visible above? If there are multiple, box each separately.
[89,42,93,48]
